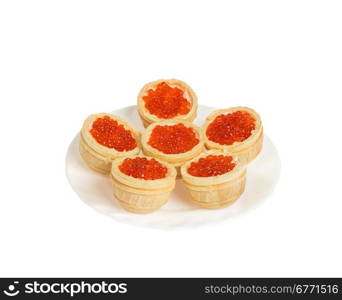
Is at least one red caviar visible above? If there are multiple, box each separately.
[206,111,256,145]
[148,124,199,154]
[187,155,236,177]
[143,82,190,119]
[119,157,167,180]
[90,116,137,151]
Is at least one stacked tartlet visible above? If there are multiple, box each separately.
[203,107,263,164]
[141,121,204,176]
[137,79,198,127]
[79,79,264,213]
[181,151,246,209]
[80,113,140,174]
[111,156,176,213]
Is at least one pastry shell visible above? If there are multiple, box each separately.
[141,120,204,175]
[111,156,177,213]
[79,113,140,175]
[203,107,263,164]
[137,79,198,127]
[181,150,247,209]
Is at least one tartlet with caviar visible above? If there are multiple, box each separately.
[203,107,263,164]
[79,113,140,174]
[111,156,177,213]
[137,79,198,127]
[181,150,247,209]
[141,121,204,175]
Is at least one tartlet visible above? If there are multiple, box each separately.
[203,107,263,164]
[111,156,177,213]
[137,79,198,127]
[79,113,140,174]
[141,120,204,175]
[181,150,247,209]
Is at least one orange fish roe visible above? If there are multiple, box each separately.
[187,155,236,177]
[90,116,137,151]
[119,157,167,180]
[206,111,256,145]
[143,82,191,119]
[148,124,199,154]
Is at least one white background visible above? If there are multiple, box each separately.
[0,0,341,277]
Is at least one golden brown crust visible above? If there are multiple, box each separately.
[137,79,198,127]
[183,169,246,209]
[79,134,112,174]
[181,150,247,209]
[111,155,177,213]
[202,107,263,164]
[79,113,140,174]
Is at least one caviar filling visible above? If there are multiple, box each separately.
[206,111,256,145]
[187,155,236,177]
[143,82,191,119]
[119,157,167,180]
[90,116,137,151]
[148,124,199,154]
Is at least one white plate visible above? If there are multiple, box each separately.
[65,106,281,228]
